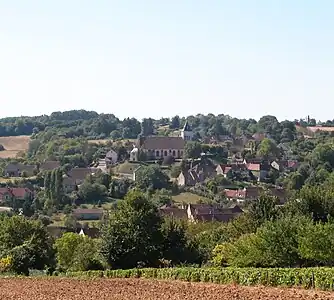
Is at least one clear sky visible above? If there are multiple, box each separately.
[0,0,333,121]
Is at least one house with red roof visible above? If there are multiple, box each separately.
[224,186,287,204]
[0,187,33,203]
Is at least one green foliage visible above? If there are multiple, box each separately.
[135,165,170,191]
[247,192,278,227]
[298,221,334,265]
[55,232,105,272]
[101,190,164,269]
[65,267,334,291]
[170,116,180,129]
[184,141,202,159]
[161,218,202,265]
[78,181,107,204]
[212,215,312,268]
[257,138,280,158]
[0,216,55,275]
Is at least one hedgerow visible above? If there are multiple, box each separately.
[63,267,334,291]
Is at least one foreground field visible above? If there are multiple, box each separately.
[0,278,333,300]
[0,135,30,158]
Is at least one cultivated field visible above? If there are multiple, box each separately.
[0,278,333,300]
[0,136,30,158]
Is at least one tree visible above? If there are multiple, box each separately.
[161,218,201,265]
[257,138,279,158]
[55,168,64,206]
[288,184,334,222]
[170,116,180,129]
[141,118,154,136]
[110,130,122,140]
[0,216,55,275]
[101,190,163,269]
[22,193,35,217]
[63,214,80,230]
[254,216,306,267]
[247,192,278,227]
[55,232,104,271]
[285,172,304,191]
[78,182,107,204]
[298,221,334,265]
[184,141,202,159]
[135,165,170,190]
[152,189,173,206]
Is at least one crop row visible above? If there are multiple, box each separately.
[63,267,334,291]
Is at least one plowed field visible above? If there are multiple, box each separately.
[0,278,333,300]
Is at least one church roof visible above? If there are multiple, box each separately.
[141,136,185,150]
[183,121,192,131]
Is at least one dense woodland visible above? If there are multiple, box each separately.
[0,109,324,141]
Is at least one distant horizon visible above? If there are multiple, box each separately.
[0,108,324,123]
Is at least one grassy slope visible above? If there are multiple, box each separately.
[172,192,212,204]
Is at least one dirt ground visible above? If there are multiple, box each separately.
[0,278,333,300]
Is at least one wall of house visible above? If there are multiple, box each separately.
[177,173,186,186]
[181,130,194,141]
[143,148,184,159]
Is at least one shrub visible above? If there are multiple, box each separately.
[0,256,12,273]
[63,267,334,291]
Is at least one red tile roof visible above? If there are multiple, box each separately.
[246,163,261,171]
[0,187,33,200]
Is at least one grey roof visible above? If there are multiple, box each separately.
[67,168,93,181]
[40,161,60,171]
[183,121,192,131]
[73,208,104,215]
[141,136,185,150]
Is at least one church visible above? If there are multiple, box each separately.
[130,121,194,161]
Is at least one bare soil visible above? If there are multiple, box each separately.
[0,278,333,300]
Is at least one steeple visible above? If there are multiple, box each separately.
[180,120,193,141]
[183,120,192,132]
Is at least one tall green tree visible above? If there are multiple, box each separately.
[170,116,180,129]
[101,190,163,269]
[141,118,154,136]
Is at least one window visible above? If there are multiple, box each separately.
[156,150,160,157]
[164,150,168,156]
[172,150,176,156]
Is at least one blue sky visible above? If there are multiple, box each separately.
[0,0,333,121]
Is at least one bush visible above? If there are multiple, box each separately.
[0,256,12,273]
[63,267,334,291]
